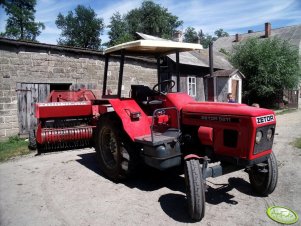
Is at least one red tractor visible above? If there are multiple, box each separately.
[32,40,278,221]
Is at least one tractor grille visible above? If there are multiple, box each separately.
[254,125,275,155]
[223,129,238,148]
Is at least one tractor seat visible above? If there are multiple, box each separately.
[131,85,162,105]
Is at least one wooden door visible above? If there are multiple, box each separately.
[231,80,239,101]
[207,78,214,101]
[17,83,50,135]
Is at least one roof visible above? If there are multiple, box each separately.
[213,24,301,54]
[104,39,203,55]
[204,69,245,78]
[135,32,233,70]
[0,37,104,55]
[167,49,233,69]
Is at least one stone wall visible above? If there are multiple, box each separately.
[0,38,156,139]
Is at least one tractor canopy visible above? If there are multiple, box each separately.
[104,39,203,55]
[102,40,203,98]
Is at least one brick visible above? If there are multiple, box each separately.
[3,103,17,110]
[53,67,64,73]
[0,57,9,64]
[4,116,17,123]
[5,128,19,137]
[0,97,11,103]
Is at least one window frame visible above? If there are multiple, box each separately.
[187,76,197,97]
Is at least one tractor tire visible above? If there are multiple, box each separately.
[184,159,205,221]
[95,117,137,181]
[248,152,278,196]
[28,130,37,150]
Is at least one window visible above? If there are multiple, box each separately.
[187,76,196,97]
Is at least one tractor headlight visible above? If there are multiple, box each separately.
[256,131,263,144]
[267,128,273,140]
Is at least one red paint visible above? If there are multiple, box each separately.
[184,154,201,160]
[198,126,213,145]
[109,99,151,141]
[36,101,93,119]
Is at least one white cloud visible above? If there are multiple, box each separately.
[162,0,301,34]
[96,0,142,25]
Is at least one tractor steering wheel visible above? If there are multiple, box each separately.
[152,80,176,95]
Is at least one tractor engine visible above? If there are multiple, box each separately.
[180,102,276,166]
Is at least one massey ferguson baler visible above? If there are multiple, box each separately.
[32,40,278,221]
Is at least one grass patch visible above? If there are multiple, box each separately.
[0,136,31,162]
[292,137,301,149]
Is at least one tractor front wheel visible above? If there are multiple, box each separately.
[184,159,205,221]
[95,117,136,181]
[248,152,278,196]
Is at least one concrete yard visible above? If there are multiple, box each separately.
[0,110,301,226]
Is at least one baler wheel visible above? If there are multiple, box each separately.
[248,151,278,196]
[95,118,136,181]
[28,130,37,150]
[184,159,205,221]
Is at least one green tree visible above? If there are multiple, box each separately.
[55,5,104,49]
[1,0,44,41]
[183,26,198,43]
[198,30,216,48]
[126,1,183,39]
[214,28,229,38]
[107,1,183,45]
[107,12,133,47]
[230,38,301,106]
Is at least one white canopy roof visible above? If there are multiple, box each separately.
[104,39,203,55]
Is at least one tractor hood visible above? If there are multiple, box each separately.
[182,102,274,117]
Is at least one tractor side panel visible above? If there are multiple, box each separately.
[108,99,151,141]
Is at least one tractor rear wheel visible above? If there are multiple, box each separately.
[184,159,205,221]
[95,117,136,181]
[248,152,278,196]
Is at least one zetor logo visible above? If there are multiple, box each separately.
[256,114,274,124]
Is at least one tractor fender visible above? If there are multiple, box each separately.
[108,99,151,141]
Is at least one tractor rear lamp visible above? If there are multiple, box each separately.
[256,131,263,144]
[267,128,274,140]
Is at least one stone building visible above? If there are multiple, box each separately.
[0,38,157,139]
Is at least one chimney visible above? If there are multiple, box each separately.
[173,30,183,42]
[265,22,271,38]
[248,30,254,33]
[235,34,241,42]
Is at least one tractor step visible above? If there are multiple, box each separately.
[135,128,179,146]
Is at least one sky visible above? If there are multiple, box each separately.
[0,0,301,45]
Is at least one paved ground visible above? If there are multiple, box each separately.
[0,110,301,226]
